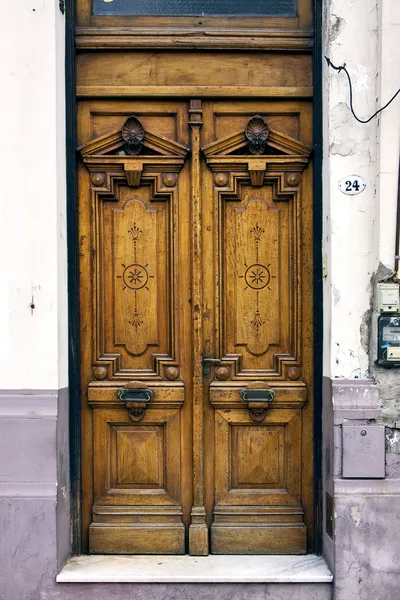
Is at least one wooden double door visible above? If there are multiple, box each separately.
[78,96,314,556]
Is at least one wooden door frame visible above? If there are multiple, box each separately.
[65,0,323,556]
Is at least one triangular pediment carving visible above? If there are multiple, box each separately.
[79,116,189,188]
[202,115,312,158]
[79,115,189,158]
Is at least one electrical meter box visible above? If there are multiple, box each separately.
[378,283,400,313]
[377,314,400,367]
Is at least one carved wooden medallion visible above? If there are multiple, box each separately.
[121,115,145,155]
[245,115,269,155]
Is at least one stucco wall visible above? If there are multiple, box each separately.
[323,1,400,598]
[0,3,70,599]
[0,0,67,391]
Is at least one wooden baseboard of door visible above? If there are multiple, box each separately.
[211,524,307,555]
[89,524,185,555]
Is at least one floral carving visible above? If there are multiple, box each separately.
[121,116,145,155]
[249,222,265,246]
[240,220,276,333]
[128,223,142,246]
[245,115,269,155]
[251,308,265,331]
[117,221,154,332]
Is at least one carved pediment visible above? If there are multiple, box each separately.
[202,116,312,187]
[79,116,189,187]
[202,115,312,159]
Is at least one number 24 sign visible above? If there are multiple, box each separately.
[339,175,366,195]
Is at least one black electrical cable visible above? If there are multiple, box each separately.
[325,57,400,124]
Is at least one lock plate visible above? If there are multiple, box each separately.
[118,388,152,403]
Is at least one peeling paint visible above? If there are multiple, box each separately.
[329,14,345,42]
[333,284,341,306]
[360,307,371,355]
[350,505,362,528]
[385,428,400,453]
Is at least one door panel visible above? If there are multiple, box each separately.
[78,97,314,555]
[200,101,313,553]
[78,101,192,553]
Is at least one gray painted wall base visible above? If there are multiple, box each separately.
[323,379,400,600]
[43,583,333,600]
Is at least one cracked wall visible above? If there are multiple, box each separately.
[323,0,400,598]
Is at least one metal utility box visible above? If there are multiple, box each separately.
[342,424,385,478]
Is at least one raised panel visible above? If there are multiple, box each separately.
[99,183,173,375]
[111,425,164,487]
[231,425,284,488]
[113,198,160,356]
[224,186,293,372]
[89,406,184,553]
[211,408,306,554]
[93,407,181,504]
[215,408,301,505]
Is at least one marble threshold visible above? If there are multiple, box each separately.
[57,554,332,583]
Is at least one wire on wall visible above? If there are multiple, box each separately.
[325,57,400,124]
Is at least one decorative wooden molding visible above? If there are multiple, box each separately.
[188,99,208,556]
[202,122,312,158]
[87,381,185,409]
[248,160,267,186]
[79,118,189,382]
[79,116,189,188]
[77,85,314,98]
[124,163,142,187]
[79,119,189,158]
[202,122,311,386]
[75,27,314,51]
[209,381,307,410]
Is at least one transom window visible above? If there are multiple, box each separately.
[93,0,297,17]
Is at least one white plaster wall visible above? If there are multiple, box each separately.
[323,0,400,379]
[0,0,67,390]
[376,2,400,276]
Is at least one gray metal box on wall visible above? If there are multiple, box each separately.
[342,424,385,478]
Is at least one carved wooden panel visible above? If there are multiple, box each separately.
[201,105,313,555]
[215,409,301,505]
[93,407,181,505]
[212,408,306,554]
[90,406,184,553]
[231,425,284,489]
[79,105,191,555]
[202,115,311,380]
[80,115,189,381]
[227,191,285,367]
[110,194,167,361]
[111,425,164,487]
